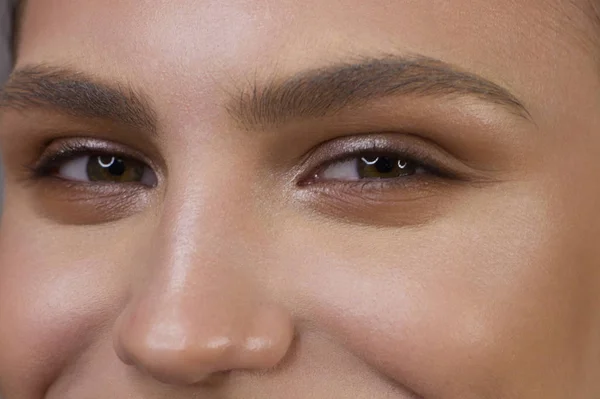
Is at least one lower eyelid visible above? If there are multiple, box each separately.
[27,181,154,225]
[293,178,458,228]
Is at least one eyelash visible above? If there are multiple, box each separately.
[28,135,461,192]
[28,139,154,183]
[299,139,462,187]
[314,151,445,179]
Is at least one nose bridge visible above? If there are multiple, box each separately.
[113,185,293,385]
[155,167,263,292]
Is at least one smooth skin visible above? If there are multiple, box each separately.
[1,0,600,398]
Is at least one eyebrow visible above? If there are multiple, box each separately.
[0,55,531,136]
[229,55,532,129]
[0,66,158,135]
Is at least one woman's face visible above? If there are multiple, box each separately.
[1,0,599,397]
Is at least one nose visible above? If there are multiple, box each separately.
[112,211,294,385]
[114,295,293,385]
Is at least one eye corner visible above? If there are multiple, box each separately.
[29,138,160,188]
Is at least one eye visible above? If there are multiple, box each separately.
[55,154,157,186]
[316,153,426,181]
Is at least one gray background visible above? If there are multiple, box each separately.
[0,0,10,395]
[0,0,11,392]
[0,0,11,81]
[0,0,11,219]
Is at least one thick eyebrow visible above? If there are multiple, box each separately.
[228,55,532,129]
[0,65,157,135]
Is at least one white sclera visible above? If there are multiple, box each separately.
[321,159,361,180]
[319,156,425,181]
[57,155,158,187]
[58,156,92,182]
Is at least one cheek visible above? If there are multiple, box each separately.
[285,187,592,398]
[0,207,127,397]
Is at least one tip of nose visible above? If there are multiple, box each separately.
[116,335,295,386]
[116,335,232,385]
[113,303,295,385]
[139,363,213,386]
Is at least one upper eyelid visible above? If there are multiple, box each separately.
[322,150,427,167]
[298,137,466,184]
[310,152,448,185]
[28,134,483,186]
[32,150,159,188]
[315,151,431,175]
[31,138,157,176]
[33,149,141,176]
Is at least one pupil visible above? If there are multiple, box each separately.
[108,160,126,176]
[374,157,395,173]
[358,154,416,179]
[98,156,126,176]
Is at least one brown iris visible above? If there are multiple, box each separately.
[358,155,417,179]
[87,155,145,182]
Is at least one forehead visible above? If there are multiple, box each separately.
[15,0,595,71]
[14,0,600,132]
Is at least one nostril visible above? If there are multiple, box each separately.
[130,350,221,386]
[117,333,233,385]
[116,326,235,382]
[112,292,295,386]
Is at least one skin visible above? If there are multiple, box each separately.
[0,0,600,397]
